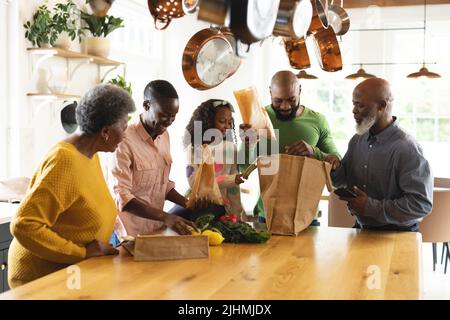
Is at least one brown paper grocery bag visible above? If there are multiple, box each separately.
[186,145,223,208]
[130,235,209,261]
[258,154,333,236]
[233,86,276,141]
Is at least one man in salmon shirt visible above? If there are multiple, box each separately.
[108,80,196,241]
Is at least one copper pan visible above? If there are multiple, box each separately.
[148,0,198,30]
[182,28,241,90]
[307,0,329,35]
[312,26,342,72]
[284,37,311,69]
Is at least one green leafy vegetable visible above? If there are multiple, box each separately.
[195,214,270,244]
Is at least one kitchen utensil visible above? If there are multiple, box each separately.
[182,27,241,90]
[60,100,78,134]
[312,26,342,71]
[284,37,311,69]
[148,0,198,30]
[327,1,350,36]
[307,0,329,35]
[197,0,229,26]
[229,0,280,44]
[88,0,115,17]
[183,0,200,14]
[273,0,313,39]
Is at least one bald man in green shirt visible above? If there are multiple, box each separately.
[239,70,341,224]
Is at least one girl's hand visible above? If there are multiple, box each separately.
[235,174,245,185]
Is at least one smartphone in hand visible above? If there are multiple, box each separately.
[334,187,357,198]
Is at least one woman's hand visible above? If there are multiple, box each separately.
[85,240,119,258]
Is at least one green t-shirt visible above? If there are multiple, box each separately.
[239,105,340,218]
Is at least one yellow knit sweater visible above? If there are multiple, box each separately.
[8,141,117,288]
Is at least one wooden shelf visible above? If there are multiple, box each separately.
[27,48,123,66]
[27,93,80,100]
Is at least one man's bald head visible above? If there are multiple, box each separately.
[353,78,393,108]
[271,70,299,90]
[352,78,395,135]
[270,71,302,121]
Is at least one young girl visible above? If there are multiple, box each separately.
[170,99,246,222]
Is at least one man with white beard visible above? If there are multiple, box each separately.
[331,78,433,232]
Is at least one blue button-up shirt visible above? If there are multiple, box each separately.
[332,118,433,229]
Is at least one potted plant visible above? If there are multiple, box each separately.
[52,0,84,49]
[81,11,124,58]
[24,2,58,48]
[107,75,132,95]
[24,0,83,49]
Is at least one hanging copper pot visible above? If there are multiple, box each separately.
[284,37,311,69]
[327,2,350,36]
[307,0,329,35]
[273,0,313,39]
[148,0,199,30]
[312,26,342,72]
[197,0,229,26]
[88,0,115,17]
[182,28,241,90]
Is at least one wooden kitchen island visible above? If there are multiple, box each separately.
[0,227,422,300]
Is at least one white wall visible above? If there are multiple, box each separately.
[2,1,450,185]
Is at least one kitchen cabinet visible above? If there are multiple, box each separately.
[0,222,12,293]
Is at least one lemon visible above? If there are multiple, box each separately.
[191,229,201,236]
[202,229,224,246]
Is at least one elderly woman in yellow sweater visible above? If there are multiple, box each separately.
[8,84,135,288]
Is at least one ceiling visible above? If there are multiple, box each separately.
[343,0,450,8]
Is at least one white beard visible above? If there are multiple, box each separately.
[355,115,376,135]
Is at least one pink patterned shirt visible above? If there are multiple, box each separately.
[108,116,175,238]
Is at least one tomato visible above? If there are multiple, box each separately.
[219,214,238,223]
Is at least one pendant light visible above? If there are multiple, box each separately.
[296,70,318,80]
[407,0,441,79]
[345,64,376,80]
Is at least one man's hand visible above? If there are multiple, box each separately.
[235,173,245,185]
[239,124,259,146]
[339,186,368,215]
[323,155,341,170]
[192,198,212,211]
[164,214,198,235]
[285,140,314,157]
[85,240,119,258]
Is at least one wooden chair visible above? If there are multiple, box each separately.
[419,178,450,273]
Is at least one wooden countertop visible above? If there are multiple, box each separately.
[0,227,422,300]
[0,203,19,225]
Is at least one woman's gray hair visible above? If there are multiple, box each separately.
[76,84,136,135]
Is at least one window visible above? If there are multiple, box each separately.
[0,0,8,179]
[296,6,450,178]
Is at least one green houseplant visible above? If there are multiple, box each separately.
[24,0,83,49]
[108,75,132,95]
[52,0,84,49]
[24,2,58,48]
[81,11,124,58]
